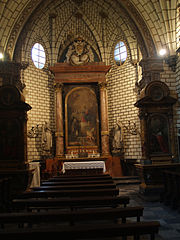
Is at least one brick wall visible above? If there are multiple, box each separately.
[24,63,55,161]
[107,58,142,160]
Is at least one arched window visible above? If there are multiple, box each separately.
[31,43,46,69]
[114,41,127,66]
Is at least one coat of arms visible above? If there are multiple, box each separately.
[65,37,94,65]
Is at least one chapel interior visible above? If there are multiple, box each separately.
[0,0,180,239]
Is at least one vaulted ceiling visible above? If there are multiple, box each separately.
[0,0,179,61]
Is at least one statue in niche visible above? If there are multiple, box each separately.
[65,37,94,65]
[41,121,52,156]
[112,121,124,155]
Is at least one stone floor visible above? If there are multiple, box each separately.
[116,183,180,240]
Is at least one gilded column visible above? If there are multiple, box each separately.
[54,83,64,157]
[99,82,110,156]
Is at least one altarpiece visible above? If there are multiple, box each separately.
[50,38,111,169]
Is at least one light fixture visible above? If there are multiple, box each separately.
[159,48,167,56]
[0,52,3,60]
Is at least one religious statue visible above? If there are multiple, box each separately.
[65,37,94,65]
[41,121,52,156]
[112,121,124,155]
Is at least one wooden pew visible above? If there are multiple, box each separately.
[0,178,11,212]
[31,183,117,191]
[0,206,144,228]
[16,188,119,199]
[11,195,130,211]
[0,221,160,240]
[161,170,180,209]
[0,179,4,210]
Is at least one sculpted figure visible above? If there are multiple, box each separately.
[112,121,124,155]
[41,121,52,155]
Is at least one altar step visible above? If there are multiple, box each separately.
[113,176,140,185]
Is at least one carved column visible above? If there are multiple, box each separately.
[99,82,110,156]
[54,83,64,157]
[138,57,164,91]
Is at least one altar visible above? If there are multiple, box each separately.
[62,161,106,175]
[49,39,111,175]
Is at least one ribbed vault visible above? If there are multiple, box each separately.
[0,0,179,61]
[0,0,154,61]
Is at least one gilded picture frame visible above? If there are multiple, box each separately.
[65,86,99,150]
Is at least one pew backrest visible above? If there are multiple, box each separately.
[0,221,160,240]
[31,183,117,191]
[0,206,144,228]
[12,195,130,211]
[17,188,119,199]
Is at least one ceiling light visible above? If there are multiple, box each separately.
[0,52,3,59]
[159,48,167,56]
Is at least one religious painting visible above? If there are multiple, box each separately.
[65,87,99,148]
[148,114,170,154]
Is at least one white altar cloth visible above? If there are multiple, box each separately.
[62,161,106,173]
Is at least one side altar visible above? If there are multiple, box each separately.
[134,77,179,200]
